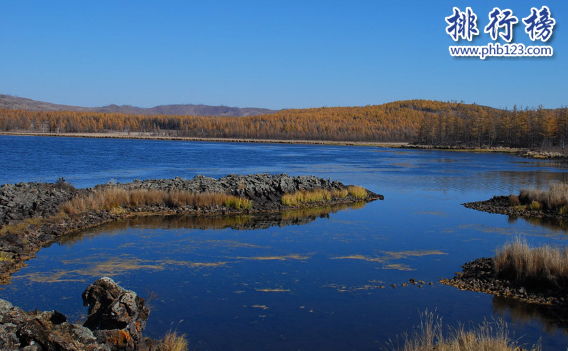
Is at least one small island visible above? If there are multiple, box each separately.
[442,183,568,327]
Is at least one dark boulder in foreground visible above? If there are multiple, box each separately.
[0,277,150,351]
[83,277,150,350]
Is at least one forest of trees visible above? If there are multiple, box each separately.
[1,100,566,149]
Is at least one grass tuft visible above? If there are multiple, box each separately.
[224,196,252,209]
[348,186,368,199]
[281,187,363,206]
[282,189,332,206]
[494,237,568,289]
[388,310,540,351]
[157,330,189,351]
[519,182,568,212]
[508,195,520,206]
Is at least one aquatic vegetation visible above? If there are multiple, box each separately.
[254,288,291,292]
[388,310,540,351]
[494,237,568,289]
[239,254,309,261]
[332,251,447,271]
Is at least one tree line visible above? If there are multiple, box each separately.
[1,100,566,148]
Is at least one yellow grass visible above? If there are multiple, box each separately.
[0,216,47,236]
[282,189,331,206]
[518,182,568,212]
[0,222,29,236]
[157,331,189,351]
[281,187,357,206]
[224,196,252,209]
[494,237,568,288]
[60,187,251,216]
[388,310,540,351]
[348,185,368,199]
[0,251,14,262]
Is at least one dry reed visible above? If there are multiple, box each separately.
[60,187,251,216]
[494,237,568,289]
[281,189,331,206]
[388,310,539,351]
[281,187,357,206]
[348,185,368,199]
[157,330,189,351]
[518,182,568,212]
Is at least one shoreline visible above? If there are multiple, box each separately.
[3,132,567,160]
[0,131,408,148]
[463,195,568,223]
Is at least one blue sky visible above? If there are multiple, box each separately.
[0,1,565,110]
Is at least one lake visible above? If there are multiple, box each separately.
[1,135,568,350]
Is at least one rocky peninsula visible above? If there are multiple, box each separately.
[0,173,382,284]
[0,173,381,350]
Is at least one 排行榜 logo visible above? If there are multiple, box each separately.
[445,6,555,59]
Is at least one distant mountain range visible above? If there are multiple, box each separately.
[0,95,278,117]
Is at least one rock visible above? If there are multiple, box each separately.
[0,181,81,226]
[0,298,108,350]
[0,277,151,351]
[83,277,150,351]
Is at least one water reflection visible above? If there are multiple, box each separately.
[3,138,568,349]
[507,215,568,234]
[493,296,568,335]
[57,202,368,246]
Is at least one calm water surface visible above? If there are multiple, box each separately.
[1,135,568,350]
